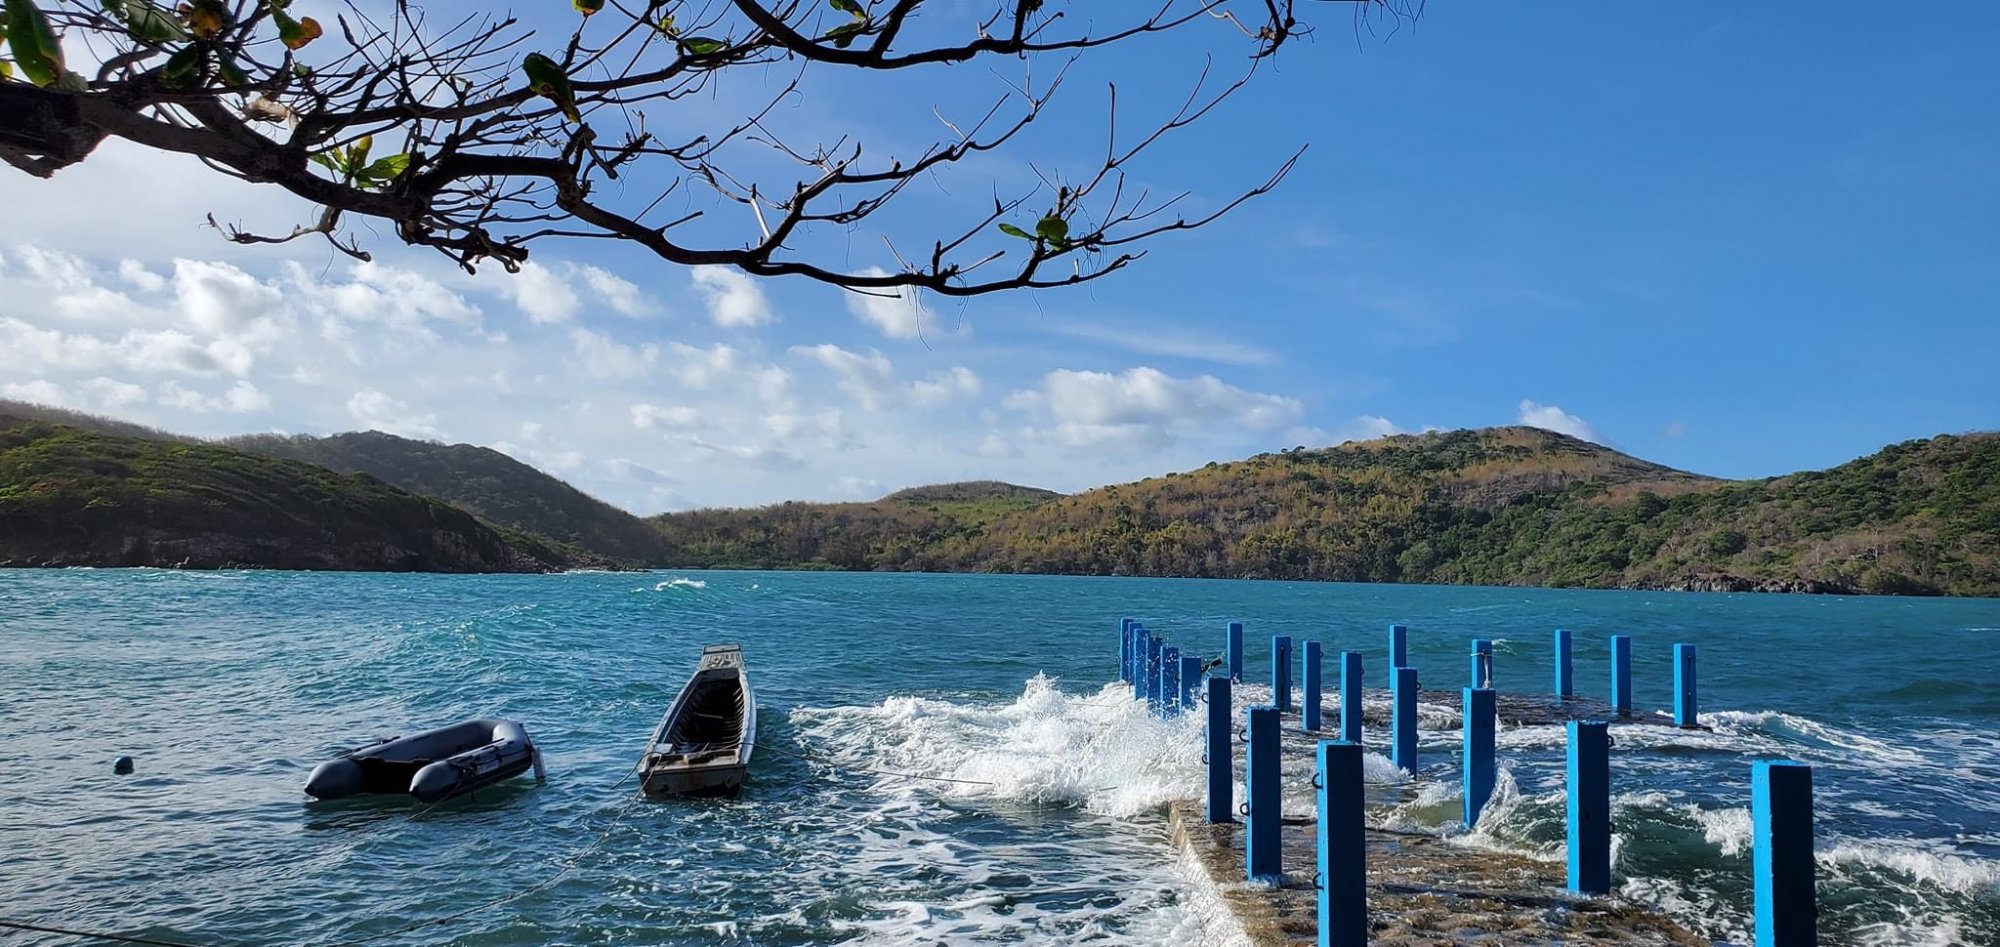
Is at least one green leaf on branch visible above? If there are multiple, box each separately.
[357,153,409,185]
[1034,214,1070,248]
[678,36,727,55]
[215,56,248,88]
[824,20,864,48]
[997,223,1031,240]
[271,9,320,49]
[829,0,862,15]
[159,44,201,88]
[5,0,67,88]
[521,52,581,122]
[572,0,604,15]
[103,0,190,42]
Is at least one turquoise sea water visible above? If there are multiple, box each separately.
[2,569,1998,946]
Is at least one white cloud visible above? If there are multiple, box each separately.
[690,266,774,328]
[1047,323,1278,367]
[790,344,979,411]
[1001,367,1302,451]
[576,265,653,317]
[83,377,148,408]
[842,267,945,339]
[1663,421,1686,439]
[156,380,270,413]
[118,259,166,293]
[631,403,701,430]
[347,388,441,439]
[606,457,677,484]
[1517,399,1600,443]
[569,329,659,379]
[2,379,66,405]
[504,262,581,325]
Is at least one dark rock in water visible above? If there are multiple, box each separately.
[113,756,134,775]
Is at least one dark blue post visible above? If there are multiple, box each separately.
[1272,635,1293,714]
[1339,651,1364,745]
[1463,687,1496,827]
[1133,628,1153,702]
[1227,621,1245,682]
[1470,638,1493,689]
[1674,643,1698,728]
[1388,623,1408,671]
[1555,628,1573,699]
[1146,635,1164,712]
[1567,720,1611,895]
[1245,705,1282,882]
[1316,741,1366,947]
[1611,635,1632,718]
[1181,655,1202,712]
[1205,676,1233,823]
[1753,761,1816,947]
[1391,667,1419,772]
[1121,618,1134,682]
[1162,644,1182,719]
[1303,640,1324,731]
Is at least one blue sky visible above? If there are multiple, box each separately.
[1,2,1994,511]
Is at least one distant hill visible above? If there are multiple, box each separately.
[650,427,2000,596]
[647,480,1061,571]
[225,431,671,564]
[0,415,584,572]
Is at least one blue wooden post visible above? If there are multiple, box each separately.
[1555,628,1573,699]
[1146,635,1164,712]
[1245,705,1282,882]
[1181,655,1202,712]
[1753,761,1816,947]
[1132,628,1152,702]
[1391,667,1419,772]
[1303,640,1324,731]
[1463,687,1496,827]
[1205,676,1233,823]
[1162,645,1182,719]
[1227,621,1245,682]
[1611,635,1632,718]
[1120,618,1135,683]
[1674,643,1698,728]
[1316,740,1366,947]
[1470,638,1493,689]
[1272,636,1293,714]
[1389,623,1408,671]
[1339,651,1364,745]
[1567,720,1611,895]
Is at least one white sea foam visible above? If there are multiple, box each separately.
[651,577,708,591]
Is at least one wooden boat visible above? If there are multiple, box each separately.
[640,644,756,798]
[304,718,544,804]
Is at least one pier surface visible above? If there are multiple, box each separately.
[1169,687,1705,945]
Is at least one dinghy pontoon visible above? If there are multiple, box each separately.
[640,644,756,798]
[305,718,544,803]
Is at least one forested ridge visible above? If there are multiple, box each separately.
[650,427,2000,597]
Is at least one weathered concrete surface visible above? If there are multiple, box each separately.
[1167,801,1705,946]
[1167,688,1707,945]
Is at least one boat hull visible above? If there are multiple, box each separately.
[640,762,747,799]
[640,644,756,799]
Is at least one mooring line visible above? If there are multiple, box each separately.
[0,919,204,947]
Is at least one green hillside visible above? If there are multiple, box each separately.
[0,416,583,572]
[225,431,671,564]
[651,428,2000,596]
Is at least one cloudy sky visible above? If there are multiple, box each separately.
[3,3,1995,513]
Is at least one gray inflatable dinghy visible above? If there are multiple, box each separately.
[305,718,545,803]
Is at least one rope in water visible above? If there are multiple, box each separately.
[0,919,203,947]
[752,741,997,787]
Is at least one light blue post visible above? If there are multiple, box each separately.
[1753,761,1817,947]
[1470,638,1493,689]
[1389,623,1408,671]
[1339,651,1364,745]
[1674,643,1698,728]
[1611,635,1632,718]
[1227,621,1245,682]
[1555,628,1573,699]
[1272,636,1294,714]
[1181,655,1202,712]
[1162,645,1182,719]
[1316,741,1367,947]
[1132,628,1153,701]
[1146,635,1164,712]
[1463,687,1496,827]
[1391,667,1419,772]
[1205,676,1233,823]
[1120,618,1135,683]
[1567,720,1611,895]
[1302,640,1324,731]
[1245,705,1282,882]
